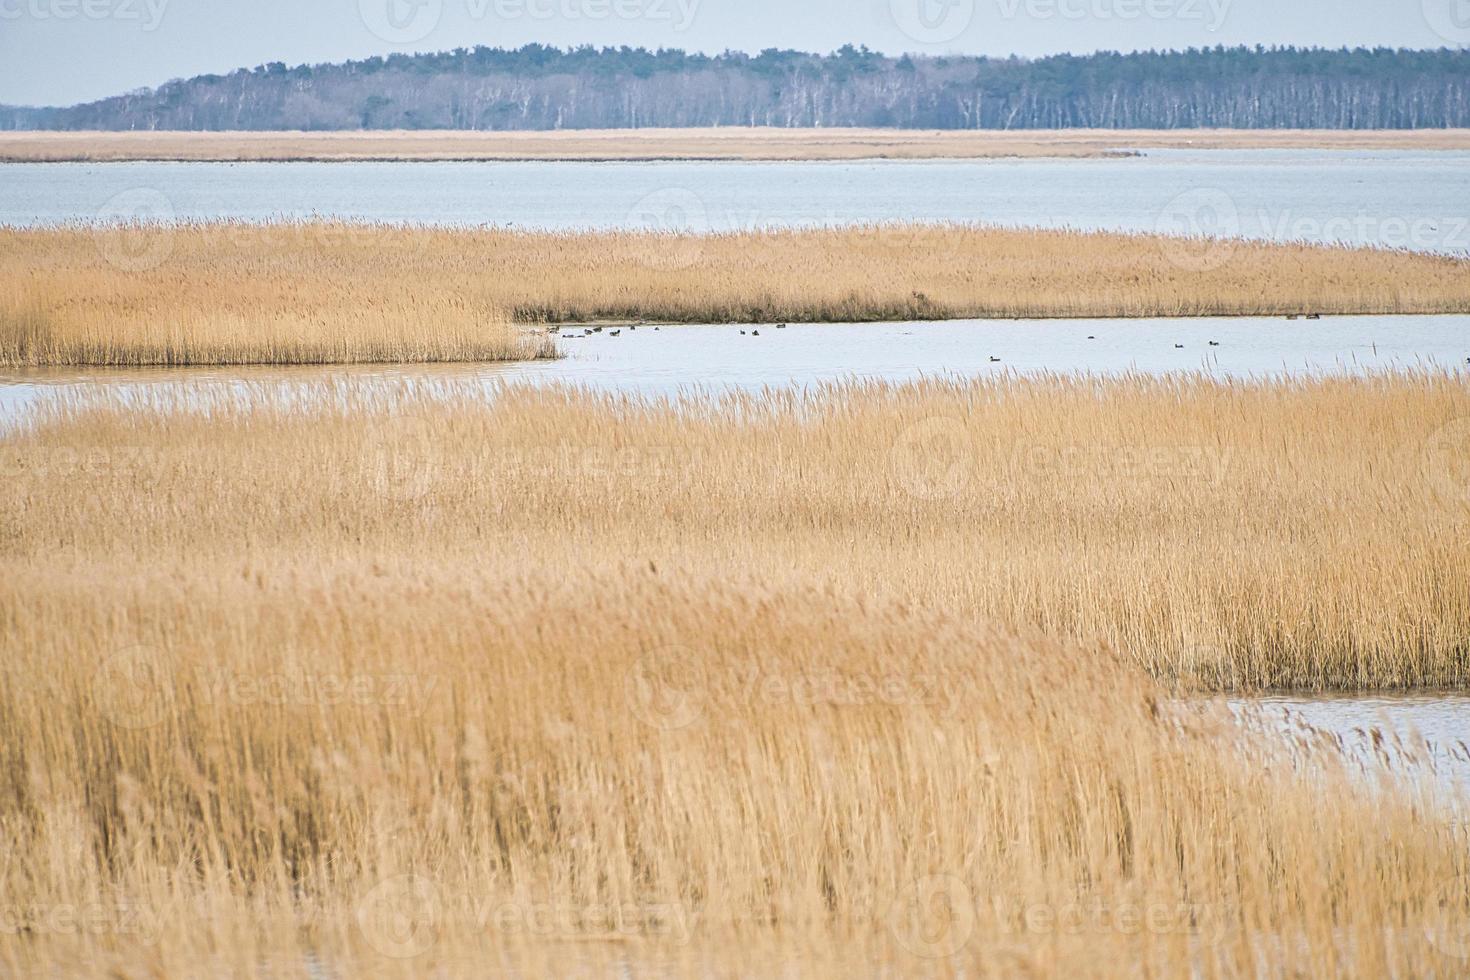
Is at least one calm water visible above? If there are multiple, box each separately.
[4,149,1469,254]
[2,314,1467,421]
[1225,694,1470,795]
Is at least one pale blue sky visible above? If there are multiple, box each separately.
[1,0,1464,107]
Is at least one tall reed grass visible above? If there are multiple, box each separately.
[1,224,558,366]
[2,375,1468,975]
[4,222,1467,366]
[7,372,1467,689]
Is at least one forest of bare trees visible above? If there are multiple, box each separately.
[4,45,1468,131]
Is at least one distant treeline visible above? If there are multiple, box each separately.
[4,44,1469,131]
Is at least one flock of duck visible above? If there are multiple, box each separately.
[561,313,1330,345]
[551,314,1470,367]
[562,322,792,339]
[549,313,1470,367]
[559,322,1236,363]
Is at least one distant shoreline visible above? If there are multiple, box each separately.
[4,128,1470,163]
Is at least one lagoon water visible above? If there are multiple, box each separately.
[3,149,1470,254]
[2,314,1468,422]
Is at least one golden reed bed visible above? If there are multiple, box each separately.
[2,375,1469,976]
[1,224,560,367]
[5,128,1470,162]
[4,222,1469,366]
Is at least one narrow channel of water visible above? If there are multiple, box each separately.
[3,314,1467,423]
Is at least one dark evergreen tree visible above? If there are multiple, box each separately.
[2,45,1467,131]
